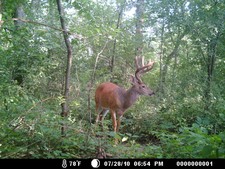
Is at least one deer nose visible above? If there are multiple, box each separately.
[149,92,155,96]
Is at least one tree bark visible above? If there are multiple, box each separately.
[204,37,218,110]
[159,18,165,98]
[110,2,125,81]
[56,0,73,136]
[0,0,3,27]
[135,0,144,56]
[160,28,188,95]
[12,3,26,86]
[14,4,25,28]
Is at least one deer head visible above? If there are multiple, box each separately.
[129,56,155,96]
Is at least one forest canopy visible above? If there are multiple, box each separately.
[0,0,225,158]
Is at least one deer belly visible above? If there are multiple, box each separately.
[100,98,120,110]
[96,82,124,110]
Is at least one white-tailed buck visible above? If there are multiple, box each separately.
[95,56,155,135]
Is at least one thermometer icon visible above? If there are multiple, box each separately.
[62,159,67,168]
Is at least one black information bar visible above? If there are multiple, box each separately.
[0,159,223,168]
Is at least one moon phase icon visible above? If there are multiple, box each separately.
[91,159,100,168]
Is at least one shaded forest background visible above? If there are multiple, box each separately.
[0,0,225,158]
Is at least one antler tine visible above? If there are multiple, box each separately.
[141,56,145,67]
[135,56,139,69]
[141,60,155,73]
[135,56,155,83]
[135,56,143,82]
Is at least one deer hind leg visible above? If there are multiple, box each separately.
[99,109,109,122]
[96,109,109,131]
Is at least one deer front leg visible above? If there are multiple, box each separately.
[110,110,119,144]
[110,110,117,133]
[116,118,120,132]
[116,110,124,132]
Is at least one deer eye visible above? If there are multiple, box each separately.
[142,85,146,88]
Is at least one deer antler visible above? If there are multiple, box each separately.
[135,56,155,83]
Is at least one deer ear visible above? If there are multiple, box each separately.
[129,75,138,85]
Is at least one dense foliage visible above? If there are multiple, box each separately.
[0,0,225,158]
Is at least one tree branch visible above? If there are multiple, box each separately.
[12,17,83,40]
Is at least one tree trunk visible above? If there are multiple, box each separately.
[14,4,25,28]
[0,0,3,27]
[159,18,165,98]
[12,3,26,86]
[56,0,73,136]
[87,40,109,124]
[110,2,124,81]
[160,28,188,95]
[135,0,144,56]
[204,39,217,110]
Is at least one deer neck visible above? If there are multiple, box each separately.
[123,86,140,110]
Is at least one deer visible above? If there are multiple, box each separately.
[95,56,155,139]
